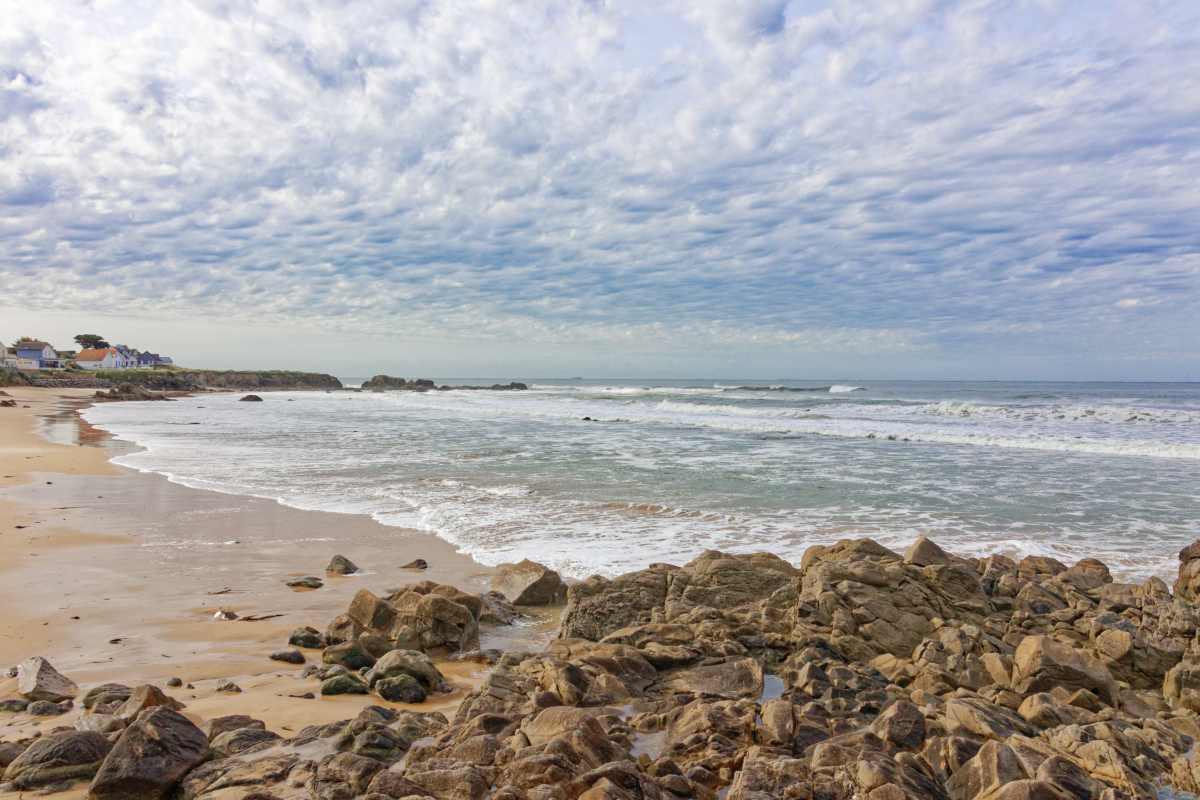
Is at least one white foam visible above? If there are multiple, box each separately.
[829,385,865,393]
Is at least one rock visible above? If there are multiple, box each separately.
[165,678,182,688]
[325,614,366,646]
[321,676,369,696]
[270,649,306,665]
[327,555,359,575]
[1011,636,1117,706]
[945,741,1027,800]
[986,780,1064,800]
[1,730,112,788]
[240,395,263,402]
[89,706,211,800]
[384,586,479,653]
[324,639,377,671]
[17,657,78,703]
[869,700,926,750]
[360,633,395,659]
[366,650,445,692]
[1035,755,1100,800]
[377,675,427,704]
[215,679,242,693]
[490,560,567,606]
[349,590,398,632]
[405,764,490,800]
[308,752,386,800]
[28,700,71,715]
[943,697,1033,741]
[0,699,30,713]
[657,657,763,699]
[478,591,518,625]
[287,577,324,589]
[116,685,180,724]
[289,626,324,649]
[210,728,283,758]
[1016,694,1088,729]
[78,714,125,735]
[82,685,133,710]
[0,742,26,769]
[403,560,428,570]
[904,538,955,567]
[727,758,810,800]
[1176,540,1200,602]
[199,716,266,742]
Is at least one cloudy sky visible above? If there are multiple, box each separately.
[2,0,1199,379]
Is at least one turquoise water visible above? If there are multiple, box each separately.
[81,380,1200,581]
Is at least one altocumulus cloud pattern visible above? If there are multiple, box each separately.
[1,0,1199,363]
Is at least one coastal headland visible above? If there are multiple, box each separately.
[3,388,1200,800]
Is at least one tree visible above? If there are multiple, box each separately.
[74,334,110,350]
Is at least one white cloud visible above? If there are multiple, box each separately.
[1,0,1198,377]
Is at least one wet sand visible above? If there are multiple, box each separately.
[0,387,560,744]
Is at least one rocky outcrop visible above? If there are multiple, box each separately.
[491,560,567,605]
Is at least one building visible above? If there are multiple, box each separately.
[112,345,138,368]
[76,348,121,370]
[135,352,172,369]
[15,341,59,370]
[0,342,14,368]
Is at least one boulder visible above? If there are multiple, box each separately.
[199,716,266,742]
[384,590,479,653]
[869,700,926,751]
[210,728,283,758]
[289,626,324,649]
[323,639,377,671]
[239,395,263,402]
[1175,540,1200,602]
[377,675,427,703]
[270,649,306,665]
[17,657,78,703]
[321,676,369,696]
[945,741,1027,800]
[348,590,398,632]
[1011,636,1117,706]
[365,650,444,692]
[490,560,567,606]
[657,657,763,699]
[116,685,180,723]
[2,730,112,788]
[89,706,211,800]
[83,685,134,709]
[478,591,518,625]
[307,752,385,800]
[904,538,955,567]
[327,555,359,575]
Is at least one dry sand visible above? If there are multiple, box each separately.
[0,387,560,746]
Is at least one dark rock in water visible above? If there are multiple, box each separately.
[326,555,359,575]
[362,375,407,390]
[83,685,132,709]
[199,715,266,742]
[0,699,30,713]
[270,649,306,665]
[17,657,78,703]
[320,675,369,696]
[289,626,323,649]
[287,576,324,589]
[1,730,112,788]
[402,559,428,570]
[89,706,210,800]
[239,394,263,402]
[376,675,427,704]
[489,559,566,606]
[27,700,71,716]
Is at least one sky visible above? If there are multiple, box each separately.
[2,0,1199,380]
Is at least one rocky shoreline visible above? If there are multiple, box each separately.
[7,537,1200,800]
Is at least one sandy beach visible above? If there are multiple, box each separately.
[0,388,558,750]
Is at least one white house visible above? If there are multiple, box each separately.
[15,341,58,370]
[0,342,15,368]
[76,348,120,370]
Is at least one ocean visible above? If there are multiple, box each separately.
[78,380,1200,583]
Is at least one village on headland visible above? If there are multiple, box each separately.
[0,334,527,395]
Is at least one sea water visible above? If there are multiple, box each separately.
[80,380,1200,582]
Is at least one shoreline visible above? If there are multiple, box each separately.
[0,388,557,746]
